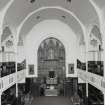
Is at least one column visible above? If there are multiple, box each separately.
[0,61,1,105]
[86,42,88,98]
[0,26,2,105]
[0,93,1,105]
[86,49,88,105]
[85,26,90,105]
[16,54,18,98]
[101,18,105,105]
[103,92,105,105]
[10,28,18,98]
[86,83,88,97]
[14,36,18,98]
[102,29,105,105]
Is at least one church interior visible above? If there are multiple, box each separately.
[0,0,105,105]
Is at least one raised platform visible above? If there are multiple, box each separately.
[45,88,58,96]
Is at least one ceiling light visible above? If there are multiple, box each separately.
[28,0,36,4]
[66,0,71,3]
[62,16,66,19]
[36,16,40,19]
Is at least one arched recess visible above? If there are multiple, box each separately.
[89,0,104,39]
[0,25,16,63]
[0,0,14,44]
[17,7,87,78]
[88,25,104,61]
[89,1,105,66]
[1,1,102,49]
[1,26,12,43]
[87,24,104,77]
[24,19,78,77]
[26,34,71,78]
[17,6,86,46]
[37,37,66,82]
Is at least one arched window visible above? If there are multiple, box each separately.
[37,37,65,79]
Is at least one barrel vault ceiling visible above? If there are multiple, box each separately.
[0,0,104,45]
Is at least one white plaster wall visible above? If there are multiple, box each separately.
[76,43,86,62]
[1,35,15,62]
[23,19,84,77]
[17,46,25,62]
[0,52,2,62]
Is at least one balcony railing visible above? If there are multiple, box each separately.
[88,61,104,76]
[77,69,105,92]
[1,62,16,77]
[0,69,25,93]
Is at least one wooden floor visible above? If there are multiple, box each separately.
[32,96,74,105]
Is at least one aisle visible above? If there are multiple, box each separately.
[32,96,74,105]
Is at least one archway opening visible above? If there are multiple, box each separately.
[37,37,66,96]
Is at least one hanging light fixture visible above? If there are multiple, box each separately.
[27,0,36,4]
[66,0,71,3]
[30,0,35,3]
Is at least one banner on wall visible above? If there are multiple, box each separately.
[68,64,74,74]
[28,64,34,75]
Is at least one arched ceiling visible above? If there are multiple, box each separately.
[91,0,105,21]
[92,0,105,9]
[3,0,99,28]
[18,7,84,45]
[1,0,103,45]
[0,0,10,10]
